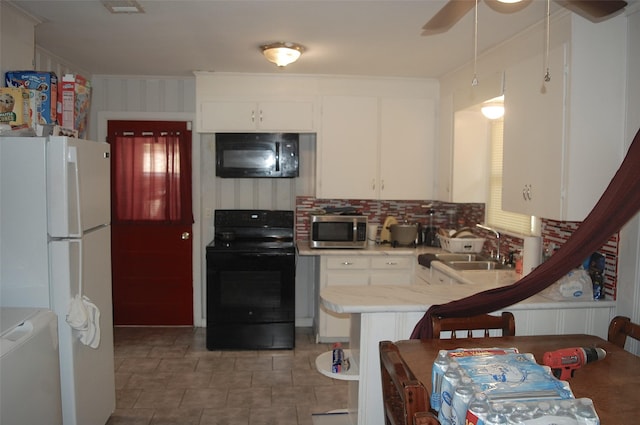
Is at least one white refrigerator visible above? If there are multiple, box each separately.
[1,307,63,425]
[0,136,116,425]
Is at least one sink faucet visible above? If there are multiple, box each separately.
[476,224,502,262]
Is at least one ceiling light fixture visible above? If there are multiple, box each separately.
[102,0,144,14]
[481,96,505,119]
[261,42,305,67]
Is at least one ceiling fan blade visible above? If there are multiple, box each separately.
[485,0,532,14]
[556,0,627,22]
[422,0,476,36]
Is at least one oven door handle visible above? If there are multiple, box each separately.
[237,252,294,258]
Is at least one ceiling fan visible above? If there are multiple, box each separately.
[422,0,628,35]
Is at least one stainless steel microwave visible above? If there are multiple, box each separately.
[215,133,299,178]
[310,215,367,248]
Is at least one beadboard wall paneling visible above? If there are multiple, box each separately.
[90,76,197,140]
[35,48,91,86]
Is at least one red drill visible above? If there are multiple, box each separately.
[542,347,606,380]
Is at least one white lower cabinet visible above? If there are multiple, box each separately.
[369,256,413,285]
[318,256,370,341]
[316,254,414,341]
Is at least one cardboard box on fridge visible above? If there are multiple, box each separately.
[0,87,31,127]
[4,71,58,125]
[58,73,91,139]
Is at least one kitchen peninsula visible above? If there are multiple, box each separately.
[305,245,617,425]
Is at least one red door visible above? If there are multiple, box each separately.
[107,121,193,325]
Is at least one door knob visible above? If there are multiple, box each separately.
[181,232,191,240]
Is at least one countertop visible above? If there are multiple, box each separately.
[320,283,616,314]
[300,240,616,314]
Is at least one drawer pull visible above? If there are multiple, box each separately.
[386,261,398,266]
[342,261,353,266]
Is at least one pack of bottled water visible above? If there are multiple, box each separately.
[430,348,598,425]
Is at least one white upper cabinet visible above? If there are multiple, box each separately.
[379,97,435,200]
[317,96,379,199]
[317,88,436,200]
[502,16,626,221]
[195,72,319,133]
[199,100,315,132]
[502,45,565,218]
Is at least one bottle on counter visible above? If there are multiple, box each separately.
[515,250,523,275]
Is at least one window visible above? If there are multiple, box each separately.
[486,118,535,235]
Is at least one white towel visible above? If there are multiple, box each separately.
[66,294,101,349]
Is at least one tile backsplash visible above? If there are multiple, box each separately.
[295,196,485,242]
[296,197,619,300]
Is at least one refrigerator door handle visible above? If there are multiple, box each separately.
[68,146,83,238]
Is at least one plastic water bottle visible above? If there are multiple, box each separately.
[574,398,599,425]
[439,362,462,425]
[451,376,475,425]
[485,403,509,425]
[554,400,577,419]
[530,401,552,419]
[431,350,450,411]
[466,392,490,423]
[507,402,532,424]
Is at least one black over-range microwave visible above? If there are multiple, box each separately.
[215,133,299,178]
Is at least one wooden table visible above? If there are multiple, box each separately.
[395,335,640,423]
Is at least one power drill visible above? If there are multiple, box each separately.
[542,347,606,380]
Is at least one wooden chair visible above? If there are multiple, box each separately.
[431,312,516,339]
[608,315,640,348]
[379,340,440,425]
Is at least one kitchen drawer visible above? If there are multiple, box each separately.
[370,256,412,270]
[325,257,370,270]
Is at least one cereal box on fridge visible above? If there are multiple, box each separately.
[58,74,91,139]
[0,87,31,127]
[4,71,58,125]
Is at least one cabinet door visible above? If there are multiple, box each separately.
[317,96,378,199]
[258,101,314,131]
[380,98,435,200]
[319,256,370,340]
[502,44,565,217]
[199,101,256,131]
[369,255,414,285]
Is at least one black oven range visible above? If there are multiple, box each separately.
[206,210,295,350]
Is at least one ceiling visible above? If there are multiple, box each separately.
[8,0,633,79]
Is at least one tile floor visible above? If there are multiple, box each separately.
[108,327,349,425]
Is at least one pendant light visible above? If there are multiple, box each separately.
[481,96,505,119]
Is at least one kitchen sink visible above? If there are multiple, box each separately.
[445,260,508,271]
[430,253,486,262]
[418,252,511,271]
